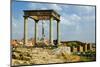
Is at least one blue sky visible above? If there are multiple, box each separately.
[12,1,96,43]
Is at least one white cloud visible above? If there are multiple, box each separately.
[70,14,81,21]
[75,6,95,16]
[28,3,63,12]
[12,22,17,27]
[82,6,95,12]
[61,16,72,25]
[28,3,50,10]
[40,7,48,10]
[49,4,62,11]
[12,17,18,28]
[81,15,95,23]
[61,14,81,26]
[28,3,37,9]
[60,14,82,33]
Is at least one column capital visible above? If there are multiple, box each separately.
[34,20,39,23]
[50,15,53,18]
[57,20,60,22]
[23,16,29,18]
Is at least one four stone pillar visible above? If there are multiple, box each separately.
[57,20,60,45]
[24,16,28,45]
[23,16,60,46]
[49,16,53,45]
[34,20,38,45]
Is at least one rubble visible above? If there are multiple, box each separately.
[12,46,80,66]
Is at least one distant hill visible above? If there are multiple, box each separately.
[61,41,85,45]
[61,40,96,47]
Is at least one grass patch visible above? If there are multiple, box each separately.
[80,56,95,62]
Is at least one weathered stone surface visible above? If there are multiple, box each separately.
[12,46,80,66]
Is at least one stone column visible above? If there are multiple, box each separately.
[87,43,92,51]
[83,44,87,52]
[49,16,53,45]
[57,20,60,45]
[34,20,38,45]
[24,16,28,45]
[42,20,45,40]
[85,44,87,52]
